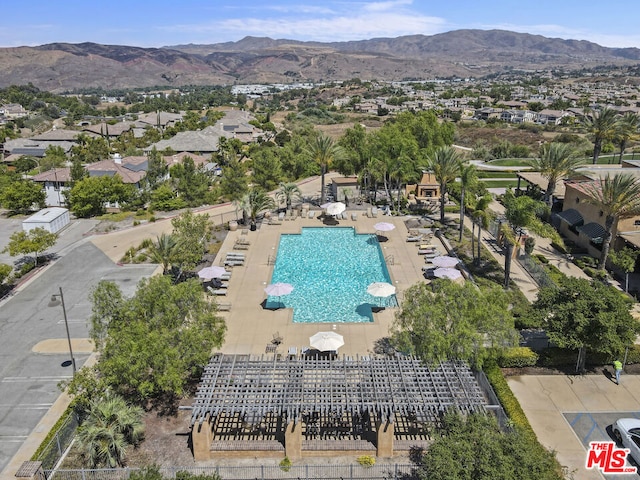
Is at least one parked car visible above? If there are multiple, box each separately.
[612,418,640,465]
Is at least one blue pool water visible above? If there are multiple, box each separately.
[267,227,397,323]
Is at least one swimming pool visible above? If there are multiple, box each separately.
[268,227,397,323]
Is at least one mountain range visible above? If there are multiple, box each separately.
[1,29,639,93]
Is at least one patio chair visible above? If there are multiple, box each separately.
[269,217,282,225]
[272,331,283,344]
[308,210,316,219]
[366,207,372,218]
[291,210,298,220]
[278,211,286,221]
[351,212,357,221]
[371,207,378,217]
[265,343,278,354]
[288,346,298,359]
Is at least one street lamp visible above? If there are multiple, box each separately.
[48,287,76,375]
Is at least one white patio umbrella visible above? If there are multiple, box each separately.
[264,282,294,308]
[373,222,395,232]
[198,265,227,280]
[367,281,396,307]
[433,267,463,281]
[431,255,460,268]
[325,202,346,216]
[320,202,333,209]
[309,331,344,352]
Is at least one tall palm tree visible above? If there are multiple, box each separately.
[275,182,301,211]
[306,134,342,205]
[458,162,477,241]
[77,392,144,468]
[615,112,640,163]
[427,146,462,223]
[584,173,640,269]
[528,142,584,206]
[584,107,618,164]
[148,233,177,274]
[240,188,276,228]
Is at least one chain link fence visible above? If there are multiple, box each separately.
[34,412,79,471]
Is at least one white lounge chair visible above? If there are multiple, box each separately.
[207,286,227,295]
[226,252,245,259]
[351,212,357,221]
[278,211,286,221]
[217,303,232,311]
[308,210,316,219]
[224,259,243,267]
[371,207,378,217]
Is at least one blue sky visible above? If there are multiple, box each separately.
[2,0,640,49]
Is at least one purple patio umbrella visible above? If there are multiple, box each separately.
[265,282,294,308]
[198,265,227,280]
[373,222,395,232]
[433,267,463,281]
[431,255,460,268]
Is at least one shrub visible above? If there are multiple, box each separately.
[499,347,539,368]
[550,241,568,254]
[534,254,549,264]
[279,457,292,472]
[149,216,156,223]
[357,455,376,467]
[538,347,577,368]
[524,237,535,255]
[133,220,140,226]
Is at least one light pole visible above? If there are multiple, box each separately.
[48,287,76,375]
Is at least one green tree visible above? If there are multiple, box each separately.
[530,277,640,373]
[3,227,58,266]
[528,143,584,205]
[239,188,276,228]
[614,112,639,163]
[419,411,563,480]
[170,156,211,207]
[91,276,226,401]
[337,123,369,175]
[67,175,136,218]
[251,148,283,191]
[608,247,640,293]
[40,145,68,172]
[0,263,12,284]
[148,233,177,275]
[458,163,477,241]
[584,107,618,164]
[583,173,640,269]
[144,147,168,190]
[149,182,187,211]
[390,280,518,367]
[76,391,144,468]
[219,158,249,204]
[306,134,343,205]
[427,146,462,223]
[0,180,45,214]
[276,182,301,211]
[170,210,211,279]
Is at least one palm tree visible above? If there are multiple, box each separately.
[240,188,276,229]
[614,112,640,163]
[76,392,144,468]
[275,182,301,211]
[427,146,462,223]
[584,107,618,164]
[528,142,584,206]
[307,134,342,205]
[458,162,477,241]
[148,233,177,274]
[584,173,640,269]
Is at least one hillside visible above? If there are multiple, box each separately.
[1,29,639,92]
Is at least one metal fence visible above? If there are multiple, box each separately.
[35,412,79,471]
[45,463,419,480]
[474,370,512,431]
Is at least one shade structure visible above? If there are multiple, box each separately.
[373,222,395,232]
[309,331,344,352]
[431,255,460,268]
[198,265,227,280]
[264,282,294,297]
[366,282,396,298]
[325,202,346,216]
[433,267,463,281]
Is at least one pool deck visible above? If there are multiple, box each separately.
[215,213,440,358]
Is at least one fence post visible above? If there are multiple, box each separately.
[350,463,353,479]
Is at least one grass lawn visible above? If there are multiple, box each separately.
[487,158,533,167]
[481,179,520,188]
[476,171,519,179]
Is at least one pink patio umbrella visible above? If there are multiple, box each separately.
[431,255,460,268]
[433,267,463,281]
[198,265,227,280]
[264,282,294,308]
[373,222,395,232]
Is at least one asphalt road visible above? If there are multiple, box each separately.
[0,241,157,472]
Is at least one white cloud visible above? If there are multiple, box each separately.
[363,0,414,12]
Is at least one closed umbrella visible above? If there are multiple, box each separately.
[264,282,294,308]
[431,255,459,268]
[433,267,463,281]
[373,222,395,232]
[325,202,346,216]
[198,265,227,280]
[367,281,396,307]
[310,331,344,352]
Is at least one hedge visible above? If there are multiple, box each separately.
[30,406,75,462]
[498,347,539,368]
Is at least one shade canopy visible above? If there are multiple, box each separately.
[325,202,346,216]
[366,282,396,298]
[431,255,460,268]
[264,282,294,297]
[309,331,345,352]
[433,267,463,281]
[198,265,228,280]
[373,222,395,232]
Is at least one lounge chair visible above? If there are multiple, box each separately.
[269,217,282,225]
[288,346,298,358]
[406,234,424,242]
[308,210,316,219]
[233,242,249,250]
[220,272,232,280]
[291,210,298,220]
[236,238,250,245]
[224,259,243,267]
[278,211,286,221]
[351,212,357,221]
[366,207,372,218]
[207,286,227,295]
[371,207,378,217]
[265,343,278,353]
[217,303,232,311]
[226,252,245,259]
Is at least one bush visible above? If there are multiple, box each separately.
[499,347,539,368]
[550,241,568,254]
[538,347,577,368]
[533,254,549,264]
[279,457,292,472]
[524,237,535,255]
[357,455,376,467]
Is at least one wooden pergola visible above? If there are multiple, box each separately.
[191,354,488,459]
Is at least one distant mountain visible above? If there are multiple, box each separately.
[1,30,639,93]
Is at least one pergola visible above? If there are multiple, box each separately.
[191,354,489,460]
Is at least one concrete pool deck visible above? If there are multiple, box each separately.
[213,214,439,358]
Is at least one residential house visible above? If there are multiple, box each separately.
[31,168,71,207]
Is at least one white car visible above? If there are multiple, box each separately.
[612,418,640,465]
